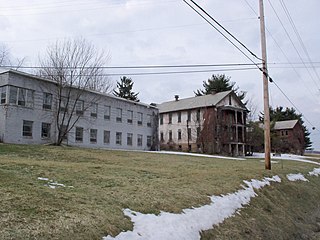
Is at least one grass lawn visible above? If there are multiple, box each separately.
[0,143,319,239]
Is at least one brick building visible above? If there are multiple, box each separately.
[158,91,248,156]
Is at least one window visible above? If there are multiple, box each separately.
[0,86,6,104]
[229,95,232,105]
[26,90,34,107]
[127,110,133,124]
[137,112,143,125]
[22,120,33,137]
[127,133,133,146]
[197,127,201,138]
[90,129,97,143]
[91,103,98,118]
[137,134,143,146]
[9,87,34,107]
[196,109,201,121]
[147,114,152,127]
[104,106,111,120]
[116,108,122,122]
[187,128,192,140]
[187,110,191,122]
[104,130,110,144]
[75,127,83,142]
[41,123,51,139]
[116,132,122,145]
[177,112,181,123]
[147,136,152,147]
[76,100,84,116]
[60,97,68,112]
[168,113,172,124]
[9,86,18,104]
[169,130,172,141]
[160,132,164,142]
[18,88,26,106]
[60,125,68,141]
[43,92,52,110]
[160,114,163,125]
[178,129,182,140]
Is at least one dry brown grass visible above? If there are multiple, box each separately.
[0,144,319,239]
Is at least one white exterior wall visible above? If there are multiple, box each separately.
[159,109,204,145]
[0,71,158,150]
[217,94,242,108]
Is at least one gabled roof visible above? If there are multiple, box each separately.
[158,90,246,113]
[273,119,299,130]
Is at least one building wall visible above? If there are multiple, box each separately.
[0,106,5,142]
[159,93,247,156]
[0,71,158,150]
[275,123,305,155]
[159,108,205,152]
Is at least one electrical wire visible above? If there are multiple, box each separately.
[279,0,320,85]
[1,63,260,69]
[36,67,258,77]
[272,80,318,131]
[0,0,179,17]
[231,0,318,131]
[267,0,320,90]
[182,0,263,74]
[243,0,319,104]
[187,0,263,61]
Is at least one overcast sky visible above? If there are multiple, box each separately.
[1,0,320,150]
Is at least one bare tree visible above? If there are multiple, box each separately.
[0,44,10,66]
[38,38,112,145]
[0,43,26,69]
[246,97,258,122]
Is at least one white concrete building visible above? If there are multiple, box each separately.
[0,69,158,150]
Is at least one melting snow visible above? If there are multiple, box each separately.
[309,168,320,176]
[249,153,320,166]
[286,173,309,182]
[37,177,73,189]
[103,176,281,240]
[155,151,246,161]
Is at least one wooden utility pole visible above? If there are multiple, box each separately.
[259,0,271,170]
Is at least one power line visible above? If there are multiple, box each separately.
[0,0,179,17]
[187,0,263,61]
[267,0,320,90]
[243,0,320,104]
[4,62,320,71]
[246,0,320,129]
[272,80,318,131]
[279,0,320,86]
[182,0,263,73]
[1,63,260,69]
[36,67,258,77]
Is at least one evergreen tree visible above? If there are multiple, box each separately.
[259,106,312,150]
[113,76,139,102]
[194,74,246,102]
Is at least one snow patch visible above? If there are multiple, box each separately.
[103,176,281,240]
[37,177,73,189]
[248,153,320,166]
[156,151,246,161]
[286,173,309,182]
[308,168,320,176]
[259,160,279,164]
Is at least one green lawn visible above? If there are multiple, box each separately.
[0,143,319,239]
